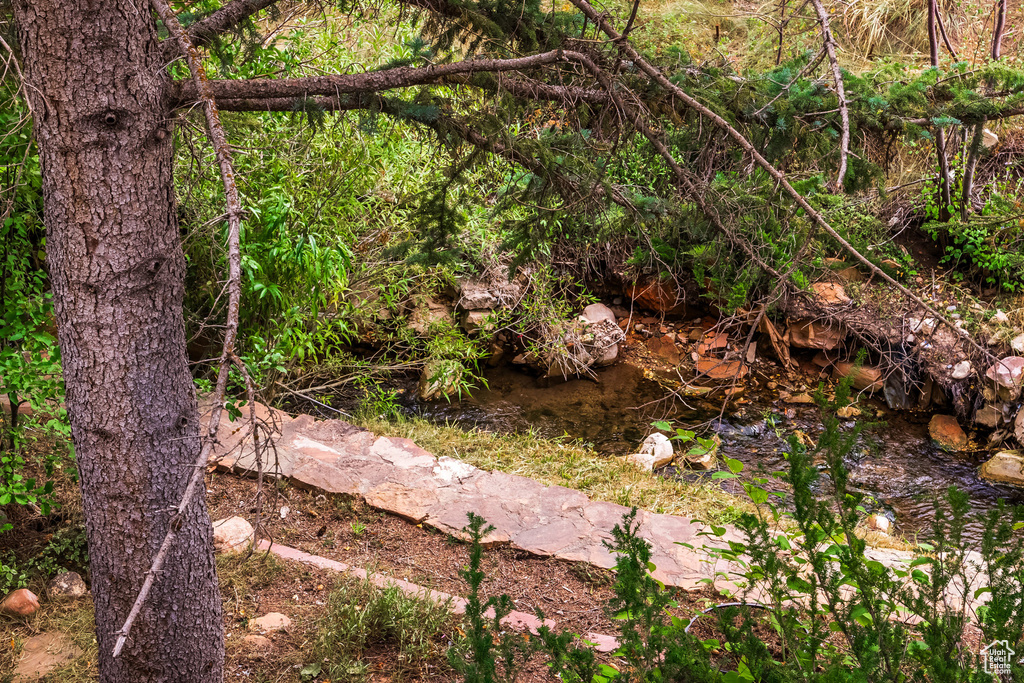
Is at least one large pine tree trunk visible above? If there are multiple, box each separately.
[13,1,224,681]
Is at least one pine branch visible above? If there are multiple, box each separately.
[185,0,282,48]
[173,50,575,103]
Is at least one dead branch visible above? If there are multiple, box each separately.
[810,0,850,192]
[113,0,252,658]
[992,0,1006,60]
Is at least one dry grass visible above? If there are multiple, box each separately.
[353,415,751,525]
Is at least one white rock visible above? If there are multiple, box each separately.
[911,318,937,335]
[626,433,675,471]
[866,514,891,534]
[983,128,999,148]
[279,506,290,519]
[580,303,616,326]
[212,516,254,553]
[905,334,915,344]
[951,361,972,380]
[993,309,1009,324]
[1012,334,1024,354]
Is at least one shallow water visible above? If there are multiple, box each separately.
[406,363,1023,541]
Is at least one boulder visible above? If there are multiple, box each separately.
[418,359,464,401]
[785,319,844,350]
[979,450,1024,488]
[580,303,616,325]
[985,356,1024,400]
[831,361,884,392]
[1,588,39,617]
[929,414,968,452]
[249,612,292,633]
[627,278,685,314]
[460,309,491,335]
[810,282,852,305]
[457,280,500,310]
[46,572,87,600]
[409,299,452,336]
[951,360,972,380]
[212,516,254,553]
[626,433,674,471]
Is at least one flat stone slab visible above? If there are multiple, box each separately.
[204,403,753,592]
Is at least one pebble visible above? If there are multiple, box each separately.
[994,309,1009,324]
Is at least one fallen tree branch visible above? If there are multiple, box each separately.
[566,0,994,361]
[810,0,850,192]
[113,0,252,658]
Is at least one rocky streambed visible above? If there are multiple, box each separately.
[332,269,1024,540]
[408,360,1022,542]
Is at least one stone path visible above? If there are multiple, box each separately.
[205,402,737,591]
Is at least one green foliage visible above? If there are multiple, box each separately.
[26,525,90,580]
[0,91,68,525]
[311,574,453,681]
[701,374,1024,682]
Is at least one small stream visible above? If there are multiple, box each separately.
[405,363,1023,541]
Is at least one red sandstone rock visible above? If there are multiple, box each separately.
[929,414,968,452]
[785,319,844,350]
[1,588,40,617]
[627,278,685,314]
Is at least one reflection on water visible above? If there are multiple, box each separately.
[406,363,1023,540]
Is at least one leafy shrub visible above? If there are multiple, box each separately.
[26,525,90,580]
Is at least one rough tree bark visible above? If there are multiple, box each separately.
[11,1,224,681]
